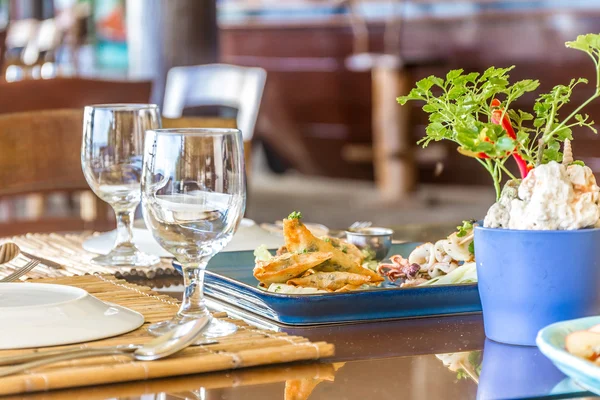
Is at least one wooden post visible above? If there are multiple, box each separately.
[371,57,416,201]
[126,0,218,105]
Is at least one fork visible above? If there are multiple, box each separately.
[1,260,40,283]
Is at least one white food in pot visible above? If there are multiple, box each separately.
[484,161,600,230]
[483,180,520,229]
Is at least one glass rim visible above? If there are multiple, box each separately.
[147,128,242,137]
[84,103,160,111]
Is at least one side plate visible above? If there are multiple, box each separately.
[537,316,600,395]
[175,243,482,325]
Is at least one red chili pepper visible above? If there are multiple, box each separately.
[490,98,531,178]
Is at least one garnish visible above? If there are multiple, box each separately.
[288,211,303,220]
[456,220,475,238]
[398,34,600,199]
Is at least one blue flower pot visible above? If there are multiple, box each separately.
[474,226,600,346]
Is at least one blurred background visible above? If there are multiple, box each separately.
[1,0,600,235]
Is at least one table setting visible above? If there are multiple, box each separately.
[6,33,600,399]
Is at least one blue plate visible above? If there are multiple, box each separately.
[537,316,600,395]
[174,243,482,325]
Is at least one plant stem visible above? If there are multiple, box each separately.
[482,158,501,200]
[536,139,545,166]
[497,161,518,181]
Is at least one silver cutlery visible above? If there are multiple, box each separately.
[0,243,19,265]
[18,249,63,269]
[0,260,40,283]
[0,336,218,367]
[0,316,209,377]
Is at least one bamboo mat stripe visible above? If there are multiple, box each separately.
[0,233,176,280]
[0,275,335,395]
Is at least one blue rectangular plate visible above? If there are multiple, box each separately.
[178,243,482,325]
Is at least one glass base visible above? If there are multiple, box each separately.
[91,249,160,267]
[148,315,237,340]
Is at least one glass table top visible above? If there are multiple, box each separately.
[13,223,597,399]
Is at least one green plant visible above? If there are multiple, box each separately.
[398,34,600,199]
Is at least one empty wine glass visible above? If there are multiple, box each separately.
[141,128,246,337]
[82,104,161,267]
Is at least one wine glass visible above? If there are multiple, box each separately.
[141,128,246,337]
[82,104,162,267]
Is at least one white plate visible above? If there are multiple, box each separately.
[83,218,284,258]
[0,283,144,349]
[537,316,600,395]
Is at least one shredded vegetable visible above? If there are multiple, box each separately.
[253,244,273,262]
[419,262,477,286]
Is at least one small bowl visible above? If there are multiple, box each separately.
[345,227,393,261]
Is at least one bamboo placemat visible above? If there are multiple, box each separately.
[0,232,176,280]
[0,275,334,395]
[1,362,345,400]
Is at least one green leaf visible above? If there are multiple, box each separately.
[509,79,540,99]
[534,118,546,128]
[566,34,600,54]
[446,69,464,82]
[422,104,439,112]
[474,141,494,153]
[519,110,534,121]
[554,125,573,141]
[571,160,586,166]
[416,77,434,91]
[455,125,479,147]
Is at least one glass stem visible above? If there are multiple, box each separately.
[114,208,135,248]
[178,261,210,319]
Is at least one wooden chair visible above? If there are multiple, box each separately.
[0,109,112,236]
[0,78,152,114]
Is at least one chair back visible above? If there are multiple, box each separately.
[0,109,86,196]
[0,109,116,236]
[162,64,266,142]
[0,78,152,114]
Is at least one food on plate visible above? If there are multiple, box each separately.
[283,214,383,282]
[565,325,600,361]
[378,221,476,287]
[253,212,382,293]
[287,271,374,292]
[253,252,333,284]
[398,33,600,231]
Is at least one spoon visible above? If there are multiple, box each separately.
[0,316,209,377]
[0,243,19,264]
